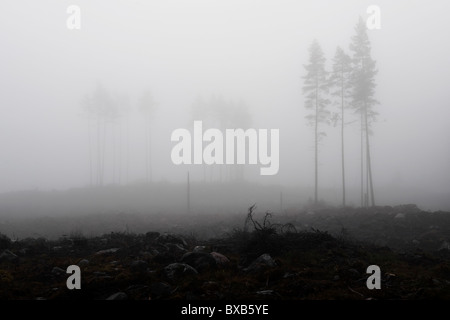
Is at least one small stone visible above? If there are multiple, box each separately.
[95,248,120,255]
[210,252,230,266]
[244,253,277,272]
[163,263,198,281]
[77,259,89,267]
[181,252,216,272]
[193,246,207,253]
[106,292,127,300]
[51,267,66,275]
[256,290,276,296]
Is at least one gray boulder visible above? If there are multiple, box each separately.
[244,253,277,272]
[181,252,216,272]
[163,263,198,281]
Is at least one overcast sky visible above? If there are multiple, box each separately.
[0,0,449,208]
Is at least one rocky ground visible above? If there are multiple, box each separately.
[0,204,450,300]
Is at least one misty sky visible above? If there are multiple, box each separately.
[0,0,449,207]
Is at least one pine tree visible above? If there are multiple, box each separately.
[139,90,157,184]
[329,46,352,207]
[303,40,330,205]
[349,17,379,207]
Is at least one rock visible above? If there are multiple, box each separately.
[51,267,66,276]
[438,241,450,251]
[0,249,18,262]
[77,259,89,267]
[150,282,173,299]
[95,248,120,255]
[156,233,187,247]
[145,231,160,242]
[210,252,230,266]
[193,246,207,253]
[130,260,148,273]
[166,243,188,257]
[244,253,277,272]
[163,263,198,281]
[125,285,149,299]
[180,252,216,272]
[256,290,277,296]
[106,292,127,300]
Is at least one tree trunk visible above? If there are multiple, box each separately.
[365,106,375,206]
[314,87,319,205]
[341,72,346,207]
[360,111,364,207]
[88,118,93,187]
[97,114,101,186]
[187,171,191,214]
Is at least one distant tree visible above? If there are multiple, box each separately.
[302,40,330,205]
[190,94,252,182]
[349,17,379,207]
[81,83,117,186]
[329,46,352,207]
[111,93,130,185]
[139,89,157,184]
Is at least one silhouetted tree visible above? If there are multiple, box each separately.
[349,17,378,207]
[329,46,352,207]
[303,40,330,205]
[81,84,117,186]
[190,94,252,182]
[139,89,157,184]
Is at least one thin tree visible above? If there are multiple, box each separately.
[139,90,157,184]
[349,17,378,207]
[329,46,352,207]
[302,40,330,205]
[80,94,94,187]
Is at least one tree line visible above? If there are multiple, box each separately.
[80,84,157,187]
[303,17,378,208]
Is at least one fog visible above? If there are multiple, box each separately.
[1,0,450,226]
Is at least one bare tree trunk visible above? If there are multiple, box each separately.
[360,111,364,207]
[365,106,375,206]
[280,191,283,214]
[187,171,191,214]
[96,114,101,186]
[314,87,319,205]
[100,117,107,186]
[126,112,130,185]
[341,75,346,207]
[88,118,93,187]
[145,117,152,184]
[112,122,116,185]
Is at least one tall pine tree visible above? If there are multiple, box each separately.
[303,40,330,205]
[329,46,352,207]
[349,17,378,207]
